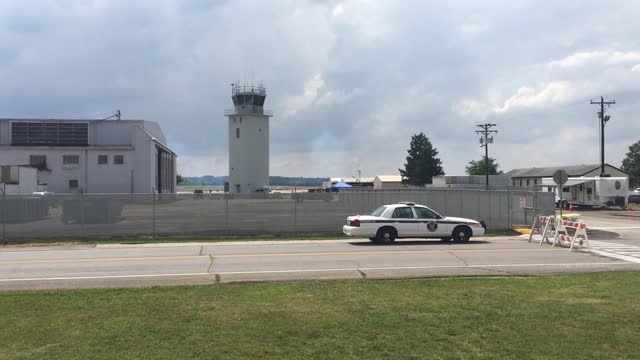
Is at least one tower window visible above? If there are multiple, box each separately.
[236,128,240,138]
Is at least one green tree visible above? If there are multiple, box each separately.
[465,157,503,176]
[621,140,640,188]
[176,174,184,185]
[399,133,444,185]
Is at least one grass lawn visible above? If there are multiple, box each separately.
[1,272,639,359]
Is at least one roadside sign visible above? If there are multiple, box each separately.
[519,197,527,208]
[553,170,568,216]
[553,170,568,186]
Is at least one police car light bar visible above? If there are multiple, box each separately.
[399,202,415,206]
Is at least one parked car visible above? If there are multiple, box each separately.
[629,194,640,204]
[342,202,486,244]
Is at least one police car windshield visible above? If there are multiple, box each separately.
[371,206,386,217]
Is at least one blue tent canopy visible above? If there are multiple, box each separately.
[330,181,352,188]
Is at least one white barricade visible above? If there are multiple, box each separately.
[553,219,590,252]
[528,215,555,245]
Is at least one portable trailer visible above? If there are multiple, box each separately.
[540,176,628,209]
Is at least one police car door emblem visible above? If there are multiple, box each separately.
[427,222,438,232]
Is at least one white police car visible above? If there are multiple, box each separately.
[342,202,486,244]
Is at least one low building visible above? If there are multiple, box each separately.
[323,177,375,189]
[0,165,40,194]
[0,118,177,193]
[430,175,512,189]
[506,164,628,188]
[373,175,420,189]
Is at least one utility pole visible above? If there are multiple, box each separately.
[476,123,498,190]
[590,96,615,176]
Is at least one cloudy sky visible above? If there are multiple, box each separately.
[2,0,639,177]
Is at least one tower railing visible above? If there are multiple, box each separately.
[225,108,273,116]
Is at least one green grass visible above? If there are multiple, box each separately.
[1,272,639,359]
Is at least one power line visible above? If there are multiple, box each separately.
[590,96,615,176]
[475,123,498,190]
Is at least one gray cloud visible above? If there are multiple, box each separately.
[1,0,639,177]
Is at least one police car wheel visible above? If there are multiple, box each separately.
[452,226,471,243]
[376,227,396,245]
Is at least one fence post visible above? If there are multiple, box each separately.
[486,190,493,228]
[507,187,512,229]
[1,185,6,244]
[80,192,85,237]
[293,194,297,233]
[152,190,156,238]
[225,192,229,234]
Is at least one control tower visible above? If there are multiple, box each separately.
[225,82,272,193]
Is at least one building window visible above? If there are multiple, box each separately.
[519,179,522,187]
[513,179,516,187]
[526,179,530,187]
[114,155,124,165]
[236,128,240,138]
[12,122,88,146]
[533,179,537,186]
[69,180,78,190]
[29,155,47,170]
[98,155,108,164]
[63,155,79,165]
[0,166,18,184]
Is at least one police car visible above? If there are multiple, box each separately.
[342,202,486,244]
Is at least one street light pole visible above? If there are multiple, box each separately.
[476,123,498,190]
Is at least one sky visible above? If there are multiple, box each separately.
[1,0,640,178]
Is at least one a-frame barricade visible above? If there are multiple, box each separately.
[553,219,590,252]
[528,215,555,245]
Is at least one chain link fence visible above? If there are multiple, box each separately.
[0,189,554,241]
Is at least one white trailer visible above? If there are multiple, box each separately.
[540,177,628,209]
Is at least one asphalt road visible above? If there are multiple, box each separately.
[1,210,639,290]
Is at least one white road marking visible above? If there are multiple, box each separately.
[590,226,640,230]
[587,240,640,264]
[0,262,631,282]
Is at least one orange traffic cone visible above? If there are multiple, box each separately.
[568,203,573,212]
[629,206,633,212]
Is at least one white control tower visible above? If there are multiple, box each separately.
[225,82,272,193]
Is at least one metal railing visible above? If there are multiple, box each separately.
[224,108,273,116]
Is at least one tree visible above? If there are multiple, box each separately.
[622,140,640,188]
[399,133,444,185]
[465,157,503,176]
[176,174,184,185]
